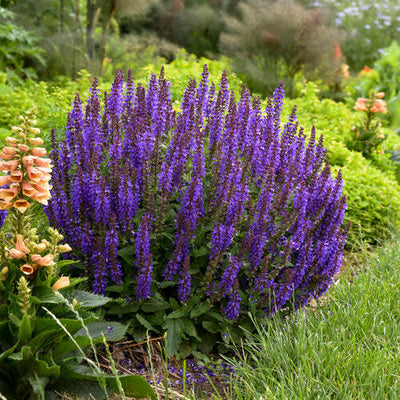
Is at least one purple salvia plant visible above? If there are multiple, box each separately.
[48,67,348,323]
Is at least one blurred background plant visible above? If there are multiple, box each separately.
[0,7,45,85]
[349,91,387,158]
[219,0,341,97]
[309,0,400,72]
[347,41,400,129]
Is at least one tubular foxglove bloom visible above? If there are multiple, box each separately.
[48,68,348,323]
[0,108,72,288]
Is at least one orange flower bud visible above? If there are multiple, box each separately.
[31,254,55,267]
[0,160,19,171]
[370,99,388,114]
[34,157,52,168]
[26,166,42,183]
[15,234,30,254]
[28,137,44,146]
[35,243,47,253]
[41,239,51,247]
[9,248,26,259]
[22,182,37,197]
[30,147,47,157]
[0,175,12,186]
[354,98,369,112]
[0,147,18,160]
[52,276,70,290]
[0,201,13,210]
[5,137,18,147]
[22,156,35,166]
[20,264,35,275]
[9,170,23,183]
[13,199,30,213]
[18,144,29,152]
[376,92,385,99]
[0,187,19,201]
[58,244,72,253]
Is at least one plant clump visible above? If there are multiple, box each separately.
[47,66,348,354]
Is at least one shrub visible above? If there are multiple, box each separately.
[0,7,45,83]
[47,67,347,356]
[334,153,400,248]
[219,0,340,96]
[284,82,400,245]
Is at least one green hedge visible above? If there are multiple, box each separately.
[284,82,400,246]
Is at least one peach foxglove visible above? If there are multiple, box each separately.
[354,98,368,112]
[22,182,37,197]
[31,254,55,267]
[18,144,29,152]
[0,160,19,171]
[0,187,19,201]
[33,157,52,168]
[20,264,35,275]
[13,199,30,213]
[0,175,12,186]
[28,137,44,146]
[15,234,30,254]
[0,201,13,210]
[30,147,47,157]
[26,166,42,182]
[0,147,18,159]
[5,137,18,147]
[370,99,388,114]
[9,248,26,260]
[9,171,23,183]
[22,156,35,166]
[52,276,70,290]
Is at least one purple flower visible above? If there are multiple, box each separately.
[48,67,347,321]
[136,213,154,300]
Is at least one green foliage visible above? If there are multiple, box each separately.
[334,153,400,248]
[284,81,400,245]
[143,50,243,102]
[147,0,225,58]
[314,0,400,71]
[0,7,45,83]
[226,236,400,399]
[347,41,400,128]
[104,255,251,358]
[0,70,101,142]
[0,283,156,400]
[219,0,340,96]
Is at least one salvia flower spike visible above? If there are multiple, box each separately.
[47,69,348,320]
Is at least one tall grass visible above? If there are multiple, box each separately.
[226,239,400,399]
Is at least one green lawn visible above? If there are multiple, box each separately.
[225,239,400,400]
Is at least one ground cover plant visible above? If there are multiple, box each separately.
[46,66,348,357]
